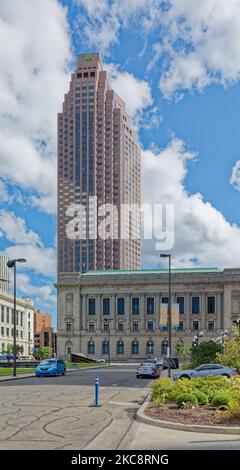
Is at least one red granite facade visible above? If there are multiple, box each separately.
[57,53,141,273]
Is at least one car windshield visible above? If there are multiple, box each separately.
[40,360,56,366]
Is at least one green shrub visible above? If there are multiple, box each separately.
[192,390,208,405]
[221,399,240,419]
[152,377,174,406]
[212,392,232,409]
[169,378,195,400]
[176,393,198,408]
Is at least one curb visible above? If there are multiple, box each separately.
[0,364,109,383]
[135,391,240,435]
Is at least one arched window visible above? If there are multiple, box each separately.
[102,340,109,354]
[116,340,124,355]
[161,340,168,355]
[132,340,139,355]
[146,340,154,355]
[88,340,95,355]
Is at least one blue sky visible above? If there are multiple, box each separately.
[1,0,240,327]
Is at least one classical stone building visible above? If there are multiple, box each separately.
[56,267,240,361]
[0,292,34,357]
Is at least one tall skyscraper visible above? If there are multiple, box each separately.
[57,52,141,273]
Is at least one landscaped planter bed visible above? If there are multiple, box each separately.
[145,400,240,427]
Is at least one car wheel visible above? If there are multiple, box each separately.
[222,373,230,378]
[180,374,190,380]
[62,370,66,376]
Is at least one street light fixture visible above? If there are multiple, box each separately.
[221,331,228,354]
[160,253,171,378]
[7,258,27,377]
[192,330,204,347]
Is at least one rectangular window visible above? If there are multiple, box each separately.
[147,321,154,331]
[208,321,214,331]
[178,321,184,330]
[117,298,124,315]
[117,323,124,332]
[132,321,139,331]
[89,322,95,332]
[193,321,199,331]
[192,297,200,314]
[88,298,96,315]
[177,297,184,314]
[162,297,169,304]
[103,321,109,331]
[147,297,154,315]
[207,296,215,314]
[1,306,4,322]
[1,327,4,336]
[103,298,110,315]
[132,298,139,315]
[66,322,72,332]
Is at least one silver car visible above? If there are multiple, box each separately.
[136,361,160,379]
[173,363,237,381]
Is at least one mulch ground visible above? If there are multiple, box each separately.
[145,401,240,427]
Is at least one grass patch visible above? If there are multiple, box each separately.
[0,368,35,375]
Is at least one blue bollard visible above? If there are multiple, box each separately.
[95,376,99,406]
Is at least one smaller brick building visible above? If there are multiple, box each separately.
[34,310,56,354]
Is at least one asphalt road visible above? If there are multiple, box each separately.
[0,364,153,388]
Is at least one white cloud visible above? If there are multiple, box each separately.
[0,0,72,213]
[105,63,153,126]
[0,211,55,277]
[230,160,240,191]
[156,0,240,98]
[142,138,240,268]
[74,0,240,98]
[0,180,13,203]
[17,273,56,310]
[74,0,153,52]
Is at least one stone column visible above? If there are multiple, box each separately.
[140,294,145,331]
[216,292,222,330]
[126,294,131,331]
[96,294,101,331]
[82,295,87,331]
[111,294,116,331]
[201,293,206,331]
[185,293,191,331]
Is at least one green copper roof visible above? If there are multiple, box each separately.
[84,268,221,276]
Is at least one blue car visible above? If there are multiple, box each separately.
[35,358,66,377]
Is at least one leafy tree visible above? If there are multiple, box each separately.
[33,347,52,360]
[175,339,189,362]
[216,325,240,373]
[4,344,24,355]
[190,341,221,368]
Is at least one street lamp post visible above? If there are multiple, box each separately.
[160,254,171,378]
[7,258,26,377]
